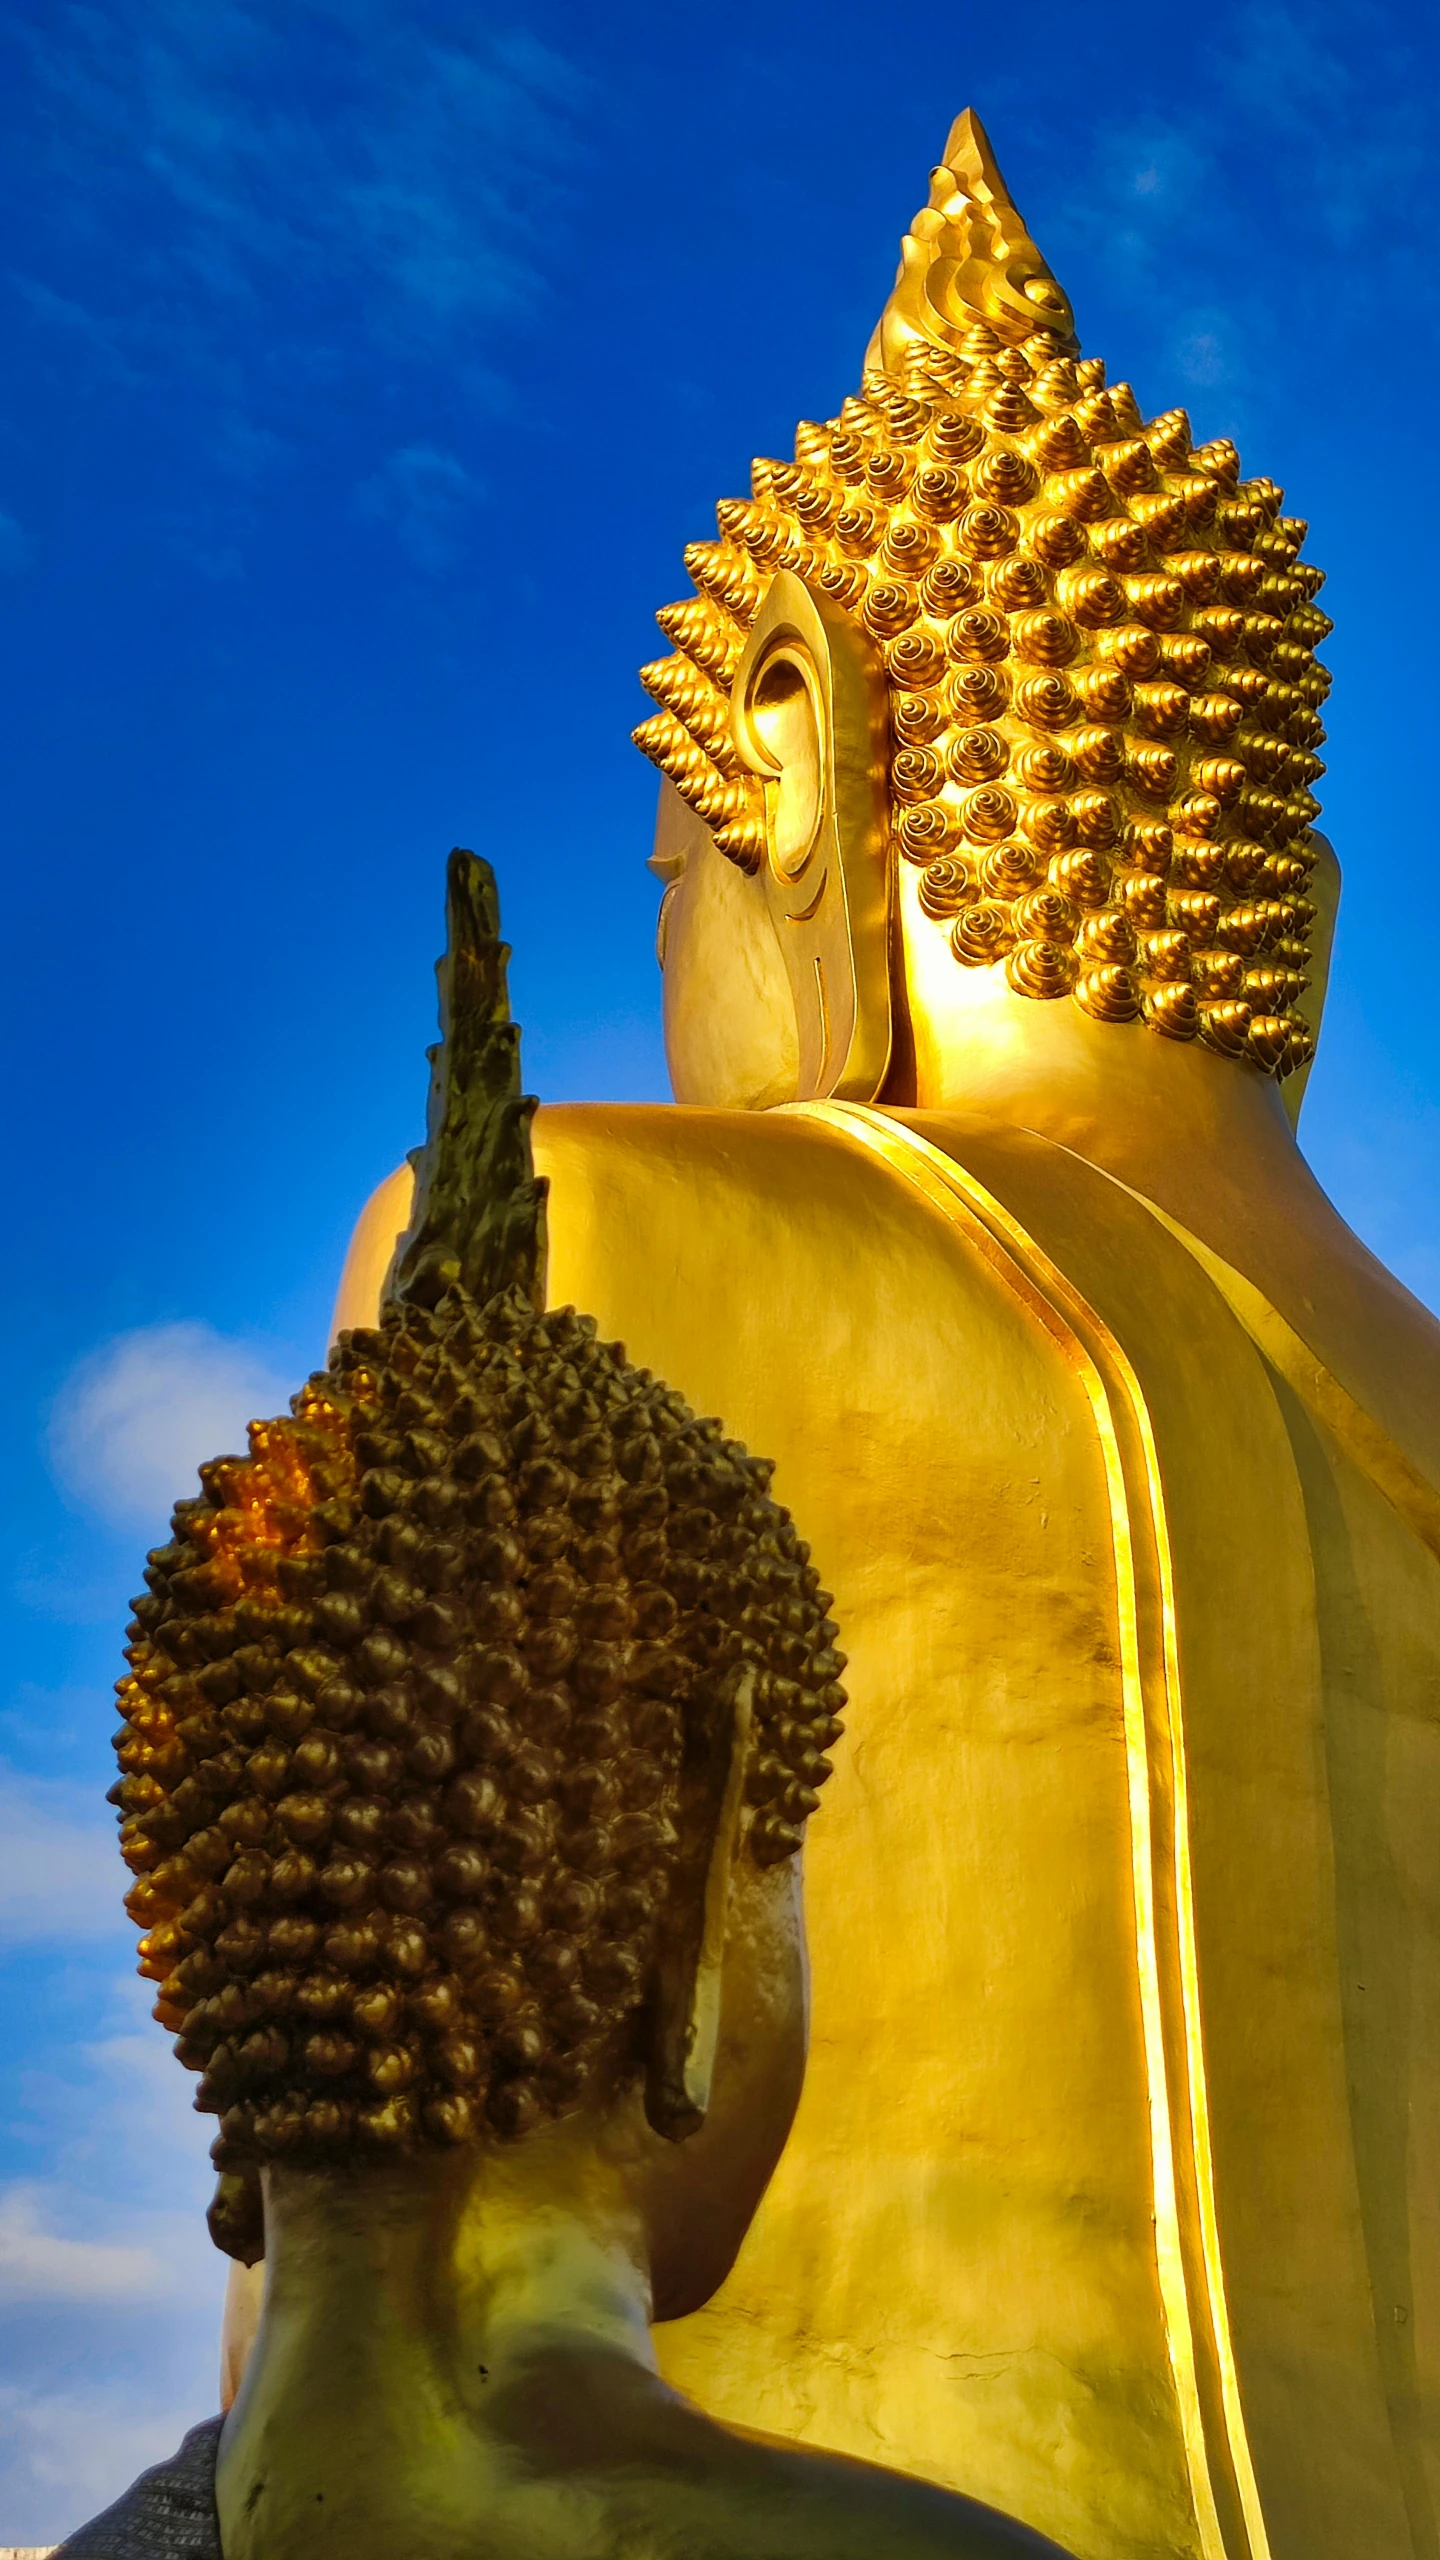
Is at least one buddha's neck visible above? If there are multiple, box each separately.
[889,970,1440,1498]
[215,2134,655,2560]
[902,971,1308,1243]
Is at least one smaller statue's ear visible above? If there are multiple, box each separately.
[209,2166,265,2265]
[644,1663,757,2143]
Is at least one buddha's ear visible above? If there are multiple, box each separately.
[209,2166,264,2265]
[644,1662,757,2142]
[733,632,827,882]
[729,571,893,1104]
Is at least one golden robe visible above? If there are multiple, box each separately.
[338,1070,1440,2560]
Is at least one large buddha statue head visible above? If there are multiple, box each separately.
[636,110,1336,1133]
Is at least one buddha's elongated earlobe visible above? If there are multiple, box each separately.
[210,2164,264,2266]
[729,572,892,1103]
[645,1663,757,2142]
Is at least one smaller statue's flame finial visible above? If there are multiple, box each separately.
[866,107,1077,377]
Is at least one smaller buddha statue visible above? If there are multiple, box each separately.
[67,855,1073,2559]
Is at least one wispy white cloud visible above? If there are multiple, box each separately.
[0,2380,205,2532]
[1030,105,1266,433]
[0,1977,228,2533]
[1176,331,1226,388]
[0,2188,171,2306]
[1170,310,1251,396]
[6,3,588,579]
[20,1979,216,2200]
[47,1321,291,1538]
[1218,1,1350,141]
[1113,125,1207,217]
[354,440,478,571]
[1042,0,1434,422]
[0,1768,120,1946]
[11,273,143,384]
[0,1683,103,1753]
[15,1,590,367]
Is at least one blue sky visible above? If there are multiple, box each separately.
[1,0,1437,2536]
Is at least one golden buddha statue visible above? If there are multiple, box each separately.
[328,107,1440,2560]
[97,854,1069,2559]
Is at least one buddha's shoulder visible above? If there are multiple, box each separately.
[335,1099,1304,1375]
[336,1104,1068,1342]
[526,1101,1269,1377]
[334,1108,1136,1491]
[334,1104,1440,1529]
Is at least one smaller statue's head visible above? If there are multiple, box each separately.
[637,111,1334,1121]
[109,858,845,2311]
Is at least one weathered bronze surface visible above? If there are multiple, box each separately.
[332,106,1440,2560]
[216,1849,1070,2557]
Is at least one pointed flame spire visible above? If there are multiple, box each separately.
[865,107,1076,377]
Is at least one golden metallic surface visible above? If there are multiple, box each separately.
[310,98,1440,2560]
[114,857,850,2273]
[337,1127,1197,2554]
[328,1007,1440,2560]
[864,108,1077,370]
[728,570,893,1100]
[215,1849,801,2557]
[545,1099,1440,2560]
[645,564,893,1107]
[648,781,800,1110]
[634,110,1330,1083]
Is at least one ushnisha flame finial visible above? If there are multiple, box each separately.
[865,108,1077,377]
